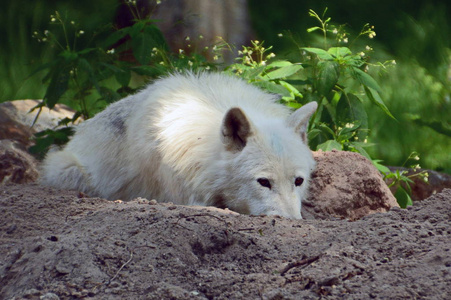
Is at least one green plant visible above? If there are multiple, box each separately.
[29,5,219,156]
[381,152,429,208]
[227,9,395,161]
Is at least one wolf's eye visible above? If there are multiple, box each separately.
[294,177,304,187]
[257,178,271,189]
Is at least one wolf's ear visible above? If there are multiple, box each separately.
[221,107,253,152]
[287,102,318,143]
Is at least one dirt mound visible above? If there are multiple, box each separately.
[1,184,450,299]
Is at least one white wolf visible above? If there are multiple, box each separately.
[40,72,317,219]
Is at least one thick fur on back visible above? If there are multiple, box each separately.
[40,72,317,218]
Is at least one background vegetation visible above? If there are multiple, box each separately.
[1,0,450,174]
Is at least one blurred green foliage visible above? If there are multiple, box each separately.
[250,0,450,173]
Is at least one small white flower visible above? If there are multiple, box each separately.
[44,30,49,36]
[179,49,184,54]
[79,30,84,35]
[188,60,193,66]
[359,52,365,57]
[278,33,283,37]
[266,53,276,59]
[107,49,115,54]
[213,55,219,61]
[51,18,56,22]
[333,28,338,34]
[185,36,190,41]
[343,38,348,43]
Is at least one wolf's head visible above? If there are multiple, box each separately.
[217,102,318,219]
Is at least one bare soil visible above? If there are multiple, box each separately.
[1,184,450,299]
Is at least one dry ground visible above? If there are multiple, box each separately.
[1,184,450,299]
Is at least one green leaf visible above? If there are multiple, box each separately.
[115,69,131,87]
[337,93,367,124]
[348,142,371,159]
[77,58,100,93]
[59,50,78,62]
[28,61,59,79]
[98,87,121,103]
[302,47,334,60]
[372,159,391,174]
[101,28,129,48]
[267,60,293,68]
[131,65,166,77]
[317,123,336,138]
[143,24,169,50]
[351,67,382,93]
[264,64,303,80]
[132,32,154,65]
[315,61,340,97]
[129,21,146,38]
[78,48,97,55]
[317,139,342,151]
[253,81,291,97]
[336,93,368,140]
[285,102,303,109]
[394,186,413,208]
[328,47,352,58]
[29,127,74,159]
[244,65,266,80]
[44,67,70,109]
[364,87,395,119]
[279,80,303,98]
[307,26,322,33]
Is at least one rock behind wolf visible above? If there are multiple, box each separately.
[40,72,317,219]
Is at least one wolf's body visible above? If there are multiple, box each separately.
[40,72,317,219]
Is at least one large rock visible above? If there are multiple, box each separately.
[0,140,39,184]
[303,150,399,220]
[0,100,77,185]
[0,100,77,147]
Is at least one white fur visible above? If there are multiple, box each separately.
[40,72,317,219]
